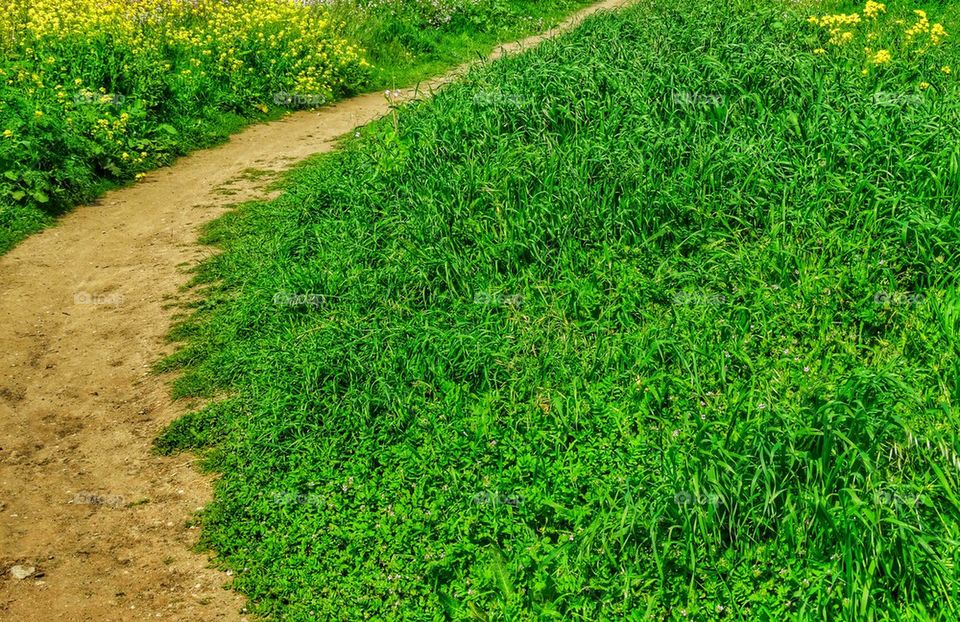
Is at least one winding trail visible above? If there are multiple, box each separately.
[0,1,632,619]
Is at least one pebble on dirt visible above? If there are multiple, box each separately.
[9,565,36,580]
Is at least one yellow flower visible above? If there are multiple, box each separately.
[2,129,13,138]
[919,82,931,90]
[871,49,892,65]
[943,66,952,74]
[864,1,885,19]
[34,110,43,117]
[907,13,931,40]
[813,48,827,55]
[931,23,949,45]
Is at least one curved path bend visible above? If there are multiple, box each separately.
[0,2,632,619]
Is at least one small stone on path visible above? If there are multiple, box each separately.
[10,565,36,580]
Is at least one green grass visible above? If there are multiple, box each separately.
[0,0,593,255]
[326,0,596,89]
[161,0,960,619]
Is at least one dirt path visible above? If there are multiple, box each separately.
[0,2,632,620]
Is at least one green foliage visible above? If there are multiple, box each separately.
[161,0,960,619]
[155,401,231,456]
[325,0,594,87]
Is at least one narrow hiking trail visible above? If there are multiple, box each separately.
[0,1,631,619]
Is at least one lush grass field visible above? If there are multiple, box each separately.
[160,0,960,619]
[0,0,591,254]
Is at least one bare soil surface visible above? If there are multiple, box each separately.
[0,2,632,619]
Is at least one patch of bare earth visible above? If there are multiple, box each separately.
[0,2,632,619]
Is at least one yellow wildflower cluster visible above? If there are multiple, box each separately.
[0,0,373,207]
[807,2,952,86]
[807,13,861,46]
[870,49,892,65]
[905,10,930,40]
[807,13,861,29]
[0,0,369,106]
[864,2,885,20]
[931,23,948,45]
